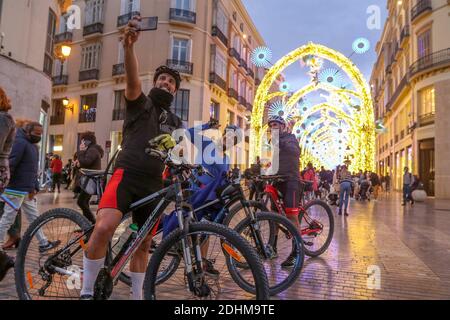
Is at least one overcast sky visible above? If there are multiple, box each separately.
[242,0,388,87]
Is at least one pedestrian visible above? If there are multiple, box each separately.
[64,159,73,189]
[0,120,60,283]
[75,132,104,225]
[370,172,381,200]
[385,173,391,192]
[41,153,53,192]
[302,162,318,199]
[337,165,353,216]
[402,167,414,206]
[0,87,16,282]
[50,154,63,193]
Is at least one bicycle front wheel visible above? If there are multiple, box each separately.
[300,200,334,257]
[143,222,269,300]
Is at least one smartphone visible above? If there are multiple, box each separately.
[139,17,158,31]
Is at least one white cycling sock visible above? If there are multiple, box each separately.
[130,272,146,300]
[80,255,105,296]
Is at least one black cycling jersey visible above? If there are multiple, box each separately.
[114,92,182,179]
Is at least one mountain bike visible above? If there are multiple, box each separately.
[233,175,334,257]
[14,145,269,300]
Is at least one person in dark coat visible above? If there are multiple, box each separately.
[0,121,60,282]
[75,131,104,224]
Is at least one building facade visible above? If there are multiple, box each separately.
[49,0,267,169]
[370,0,450,199]
[0,0,69,172]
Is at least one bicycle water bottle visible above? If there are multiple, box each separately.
[112,223,138,257]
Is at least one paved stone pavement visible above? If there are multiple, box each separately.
[1,189,450,300]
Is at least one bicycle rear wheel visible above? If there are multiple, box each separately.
[229,212,304,295]
[300,200,334,257]
[143,222,269,300]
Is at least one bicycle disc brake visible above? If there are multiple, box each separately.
[94,268,114,300]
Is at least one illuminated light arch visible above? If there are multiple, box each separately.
[251,42,375,171]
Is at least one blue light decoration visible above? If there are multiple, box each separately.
[318,68,342,87]
[251,46,272,68]
[279,82,290,93]
[268,101,293,122]
[352,38,370,54]
[298,98,310,113]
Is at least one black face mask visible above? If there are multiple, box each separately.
[149,87,174,110]
[29,135,42,144]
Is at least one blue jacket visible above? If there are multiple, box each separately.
[8,129,40,193]
[162,123,230,237]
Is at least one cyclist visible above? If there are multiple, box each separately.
[267,115,301,268]
[80,16,182,300]
[162,119,242,276]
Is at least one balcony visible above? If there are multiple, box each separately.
[79,69,99,82]
[209,72,227,91]
[400,25,410,45]
[117,11,140,28]
[238,96,247,107]
[228,88,239,101]
[255,78,261,86]
[410,48,450,77]
[83,22,104,37]
[411,0,432,22]
[52,75,68,86]
[385,75,409,112]
[418,113,435,127]
[166,59,194,75]
[228,48,240,62]
[79,109,97,123]
[239,58,248,70]
[50,115,65,125]
[211,26,228,47]
[112,109,126,121]
[112,63,125,76]
[54,31,73,44]
[246,102,253,112]
[169,8,196,25]
[247,67,255,79]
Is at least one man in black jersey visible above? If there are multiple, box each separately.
[80,16,182,300]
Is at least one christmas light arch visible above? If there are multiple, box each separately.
[250,42,375,171]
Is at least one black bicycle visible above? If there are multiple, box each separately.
[14,145,270,300]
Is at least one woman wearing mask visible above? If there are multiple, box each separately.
[74,132,104,224]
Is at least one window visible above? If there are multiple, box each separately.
[121,0,140,14]
[227,110,235,126]
[53,60,68,77]
[237,116,243,129]
[230,70,238,89]
[172,38,190,62]
[239,79,246,97]
[50,99,66,125]
[173,89,190,121]
[173,0,193,11]
[81,43,102,71]
[215,5,228,34]
[214,49,227,79]
[0,0,3,25]
[418,86,435,116]
[80,94,98,123]
[44,9,57,76]
[113,90,126,120]
[233,35,241,53]
[58,13,70,33]
[85,0,105,25]
[417,29,431,59]
[210,101,220,120]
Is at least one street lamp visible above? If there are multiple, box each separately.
[62,97,74,113]
[55,44,71,78]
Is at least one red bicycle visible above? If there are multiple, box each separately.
[229,175,334,257]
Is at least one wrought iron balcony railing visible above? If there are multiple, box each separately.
[52,75,68,86]
[54,31,73,44]
[117,11,141,27]
[410,48,450,76]
[209,72,227,91]
[112,63,125,76]
[79,69,99,82]
[167,59,194,75]
[411,0,432,22]
[227,88,239,101]
[169,8,196,24]
[211,26,228,47]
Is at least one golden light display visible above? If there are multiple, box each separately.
[250,42,376,172]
